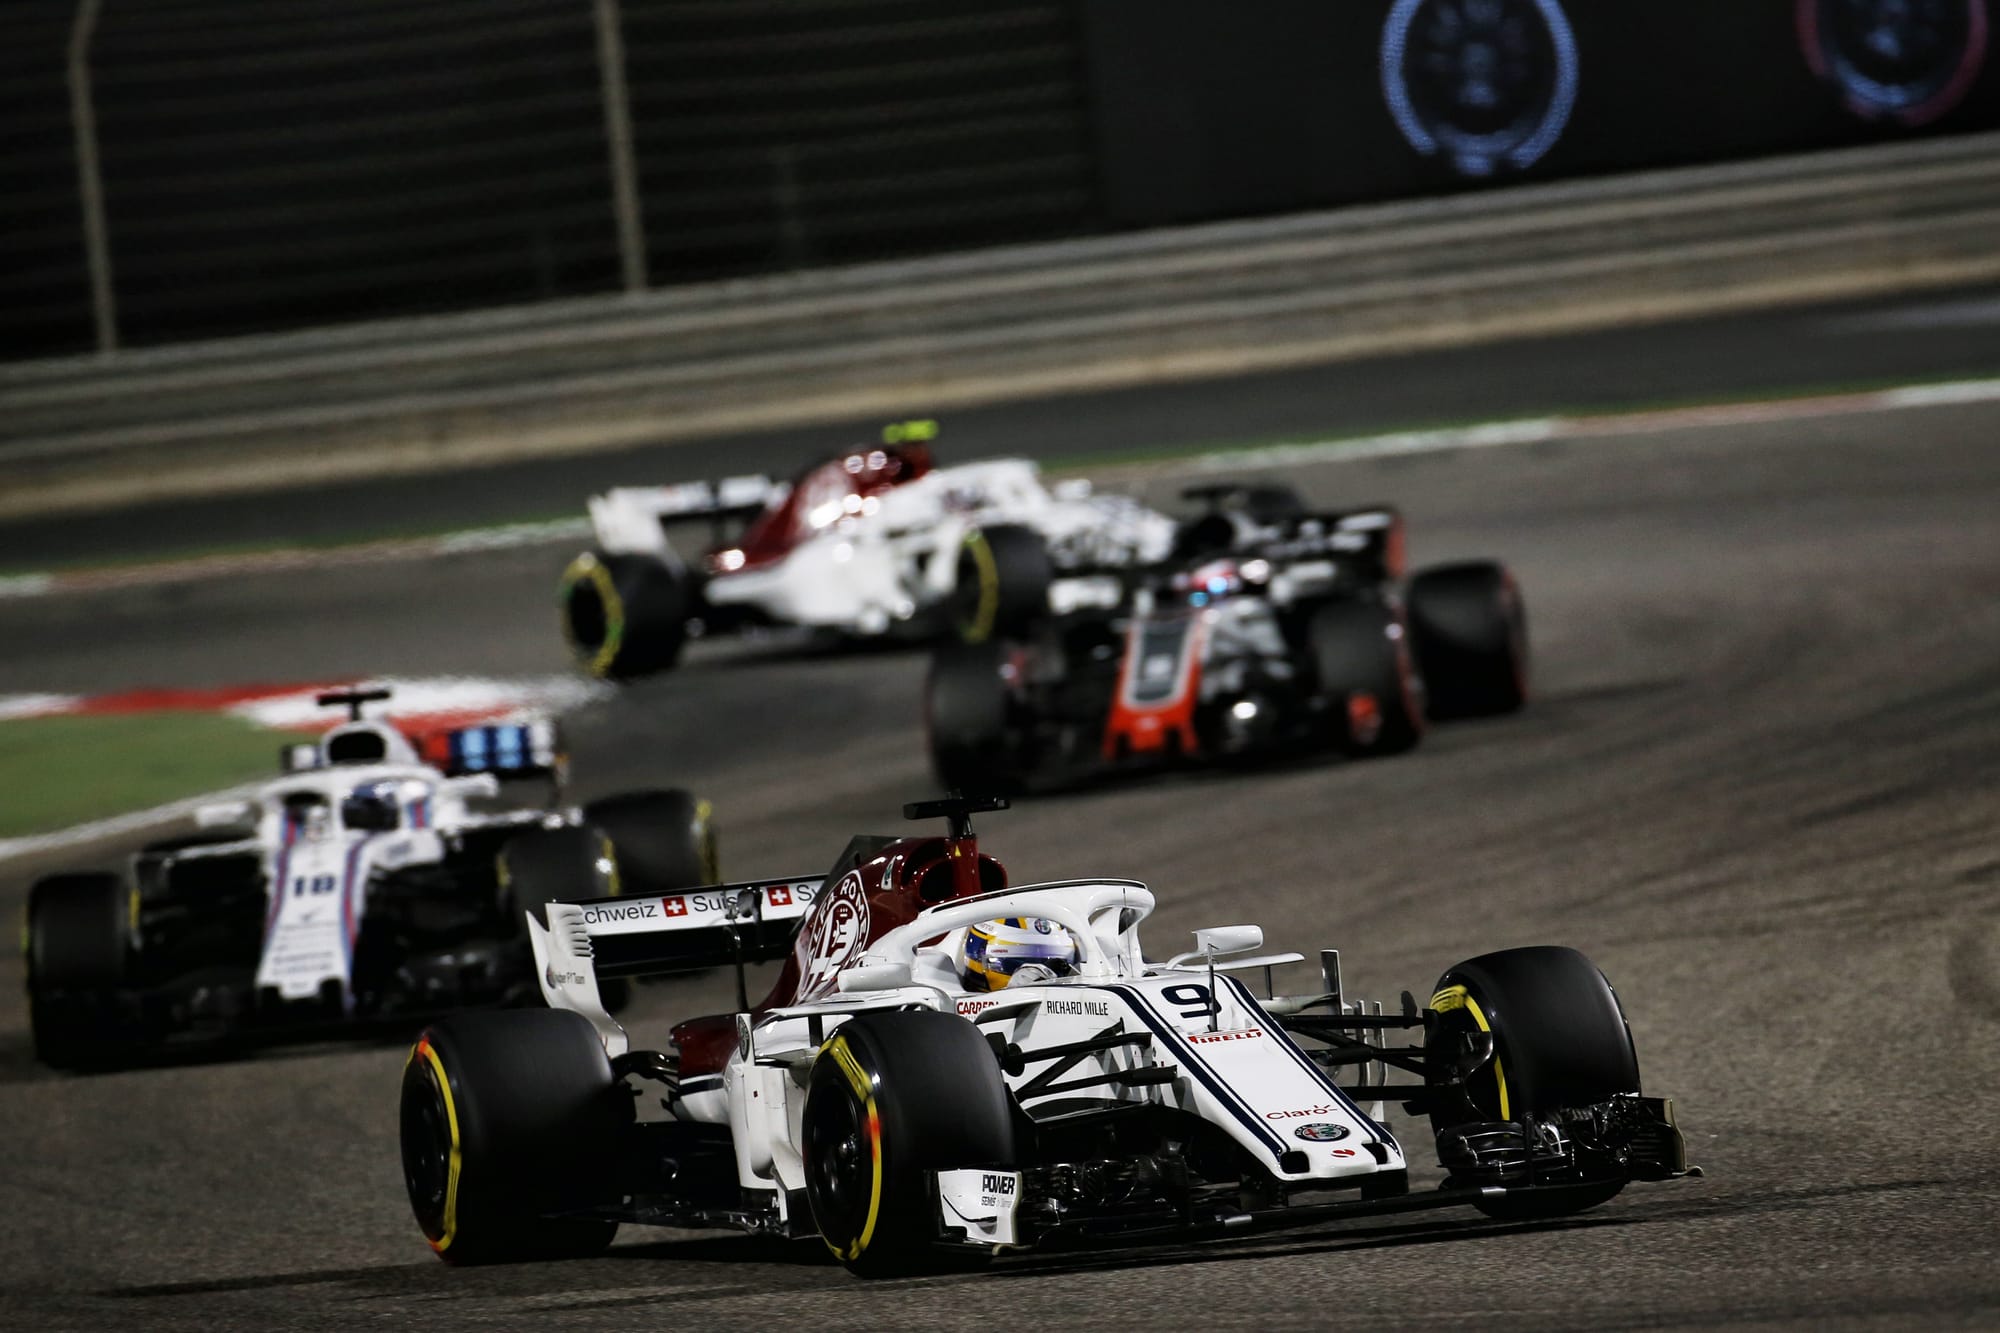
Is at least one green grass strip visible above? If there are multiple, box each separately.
[0,712,281,838]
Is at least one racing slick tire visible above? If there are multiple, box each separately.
[925,640,1032,794]
[1406,561,1528,719]
[951,525,1052,644]
[400,1008,629,1264]
[560,550,689,680]
[25,872,132,1070]
[498,824,637,1012]
[1428,946,1640,1220]
[583,789,719,894]
[801,1009,1018,1277]
[1307,598,1425,757]
[497,824,612,931]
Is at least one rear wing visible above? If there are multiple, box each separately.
[1270,507,1406,580]
[414,720,563,780]
[1048,505,1407,612]
[587,476,784,556]
[543,877,823,979]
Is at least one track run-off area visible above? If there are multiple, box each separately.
[2,368,1999,1329]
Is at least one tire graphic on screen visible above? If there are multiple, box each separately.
[1380,0,1580,177]
[1798,0,1989,126]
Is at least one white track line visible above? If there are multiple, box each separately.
[1189,375,2000,475]
[0,784,262,863]
[7,374,2000,604]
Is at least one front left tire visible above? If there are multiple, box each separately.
[926,640,1034,794]
[801,1009,1018,1277]
[1428,945,1641,1220]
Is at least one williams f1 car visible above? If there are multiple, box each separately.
[926,483,1527,789]
[24,688,718,1069]
[557,420,1177,678]
[397,795,1692,1275]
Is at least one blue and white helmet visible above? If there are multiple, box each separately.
[959,917,1082,992]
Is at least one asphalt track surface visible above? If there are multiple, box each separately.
[8,282,2000,570]
[4,335,2000,1329]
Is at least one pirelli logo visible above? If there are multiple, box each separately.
[1187,1027,1263,1044]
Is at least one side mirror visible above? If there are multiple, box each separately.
[836,963,914,994]
[445,773,501,800]
[1165,924,1265,970]
[194,799,256,830]
[278,743,319,773]
[1191,924,1262,957]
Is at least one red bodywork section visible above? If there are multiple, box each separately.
[672,829,1005,1078]
[1102,613,1207,761]
[718,443,934,573]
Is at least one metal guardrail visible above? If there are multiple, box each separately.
[5,131,2000,518]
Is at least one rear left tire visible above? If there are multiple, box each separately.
[1307,598,1425,757]
[582,789,718,893]
[400,1009,629,1264]
[26,873,131,1070]
[951,526,1052,644]
[1407,561,1528,719]
[560,551,690,680]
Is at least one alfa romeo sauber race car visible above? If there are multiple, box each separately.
[557,420,1177,678]
[23,688,717,1070]
[926,484,1528,790]
[397,796,1693,1275]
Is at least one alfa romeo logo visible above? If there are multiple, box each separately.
[793,871,869,1002]
[1380,0,1581,177]
[1798,0,1988,125]
[1293,1122,1351,1142]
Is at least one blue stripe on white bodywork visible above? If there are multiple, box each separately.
[1221,974,1398,1151]
[1105,985,1293,1159]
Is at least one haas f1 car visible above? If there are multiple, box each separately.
[558,420,1177,678]
[23,688,718,1070]
[926,484,1528,790]
[398,796,1693,1275]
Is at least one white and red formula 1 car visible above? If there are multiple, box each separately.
[557,420,1177,677]
[397,796,1694,1275]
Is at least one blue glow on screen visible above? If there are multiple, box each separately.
[1380,0,1581,177]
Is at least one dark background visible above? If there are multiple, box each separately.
[3,0,1996,360]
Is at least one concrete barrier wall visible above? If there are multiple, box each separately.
[7,1,1999,362]
[4,130,1999,518]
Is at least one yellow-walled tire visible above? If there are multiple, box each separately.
[801,1009,1016,1277]
[400,1009,628,1264]
[1428,946,1639,1220]
[949,526,1052,645]
[559,551,690,680]
[583,789,718,894]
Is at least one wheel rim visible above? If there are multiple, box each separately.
[401,1061,452,1239]
[802,1083,872,1249]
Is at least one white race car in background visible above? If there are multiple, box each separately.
[397,796,1695,1274]
[23,688,717,1070]
[558,420,1178,677]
